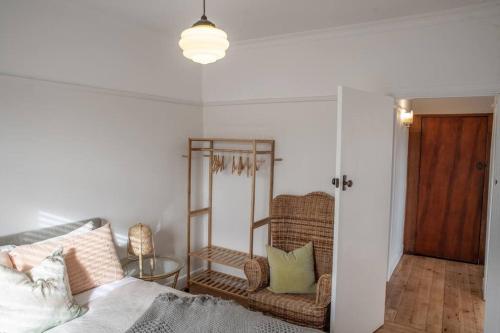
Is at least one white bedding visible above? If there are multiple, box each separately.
[47,277,189,333]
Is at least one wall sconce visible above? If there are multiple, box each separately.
[397,99,413,127]
[399,108,414,127]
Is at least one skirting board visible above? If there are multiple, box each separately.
[175,267,205,290]
[387,250,404,281]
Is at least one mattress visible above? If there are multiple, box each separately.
[47,277,189,333]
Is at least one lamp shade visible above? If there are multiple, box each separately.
[179,24,229,64]
[400,109,414,127]
[128,223,154,256]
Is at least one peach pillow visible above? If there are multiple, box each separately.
[9,223,124,295]
[0,252,13,268]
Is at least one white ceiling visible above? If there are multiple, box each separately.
[72,0,493,41]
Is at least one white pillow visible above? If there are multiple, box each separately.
[0,248,87,333]
[0,244,16,252]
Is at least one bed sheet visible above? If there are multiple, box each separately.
[47,277,188,333]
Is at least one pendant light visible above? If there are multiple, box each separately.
[179,0,229,64]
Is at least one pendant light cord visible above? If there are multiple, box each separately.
[192,0,214,26]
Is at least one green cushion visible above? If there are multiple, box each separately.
[266,242,316,294]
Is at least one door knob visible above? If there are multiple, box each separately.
[476,161,487,170]
[342,175,353,191]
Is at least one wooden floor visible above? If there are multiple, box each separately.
[377,255,484,333]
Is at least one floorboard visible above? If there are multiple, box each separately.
[378,255,484,333]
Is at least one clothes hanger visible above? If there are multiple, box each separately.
[237,156,244,176]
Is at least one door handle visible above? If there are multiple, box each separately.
[476,161,487,170]
[342,175,353,191]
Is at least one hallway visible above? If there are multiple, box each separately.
[378,255,484,332]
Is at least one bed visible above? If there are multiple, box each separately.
[0,219,320,333]
[0,219,185,332]
[48,277,188,332]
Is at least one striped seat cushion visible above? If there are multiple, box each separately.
[248,288,328,330]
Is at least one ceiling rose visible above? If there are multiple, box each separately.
[178,0,229,65]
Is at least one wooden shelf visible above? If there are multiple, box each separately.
[189,138,274,144]
[190,269,248,300]
[189,246,263,269]
[186,138,275,304]
[189,207,210,217]
[191,147,273,154]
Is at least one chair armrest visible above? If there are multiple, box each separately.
[315,273,332,307]
[244,257,269,292]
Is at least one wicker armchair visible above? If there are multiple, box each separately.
[244,192,334,331]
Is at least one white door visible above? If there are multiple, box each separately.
[485,96,500,333]
[331,87,394,332]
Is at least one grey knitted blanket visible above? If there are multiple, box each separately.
[125,293,320,333]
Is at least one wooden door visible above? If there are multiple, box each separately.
[332,87,394,332]
[405,114,492,264]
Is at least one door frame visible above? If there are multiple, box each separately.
[484,96,500,330]
[403,113,493,264]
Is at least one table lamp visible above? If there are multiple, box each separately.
[127,223,156,278]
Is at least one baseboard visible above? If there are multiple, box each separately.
[175,267,205,290]
[387,250,404,281]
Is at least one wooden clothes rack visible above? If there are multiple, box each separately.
[186,138,276,304]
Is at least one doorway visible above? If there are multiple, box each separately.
[404,98,494,264]
[380,96,495,333]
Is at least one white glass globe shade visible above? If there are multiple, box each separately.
[179,24,229,64]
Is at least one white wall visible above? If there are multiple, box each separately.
[387,105,409,280]
[0,0,204,279]
[2,0,500,296]
[0,0,201,102]
[485,97,500,333]
[203,101,336,261]
[202,3,500,283]
[0,75,203,261]
[203,4,500,102]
